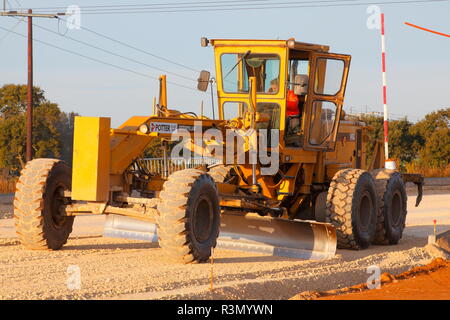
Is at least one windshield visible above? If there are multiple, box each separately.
[221,53,280,94]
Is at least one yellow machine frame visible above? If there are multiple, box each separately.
[13,37,424,263]
[68,38,380,220]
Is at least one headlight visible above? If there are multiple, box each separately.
[139,124,149,134]
[287,38,296,49]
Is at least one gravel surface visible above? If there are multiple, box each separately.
[0,192,448,300]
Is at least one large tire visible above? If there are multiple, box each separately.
[326,169,378,250]
[14,159,74,250]
[208,164,235,183]
[371,169,408,245]
[157,169,220,263]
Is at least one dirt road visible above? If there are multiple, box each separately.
[0,193,449,300]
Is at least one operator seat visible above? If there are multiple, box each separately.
[285,74,308,147]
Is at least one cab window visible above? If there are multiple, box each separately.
[314,58,344,95]
[221,53,280,94]
[284,57,310,148]
[222,101,280,129]
[288,59,309,89]
[308,101,338,145]
[223,101,248,119]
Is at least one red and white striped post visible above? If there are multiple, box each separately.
[380,13,395,169]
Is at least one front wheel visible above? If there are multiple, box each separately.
[14,159,74,250]
[157,169,220,263]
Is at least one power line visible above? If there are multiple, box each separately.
[29,0,364,12]
[11,0,447,11]
[55,16,200,73]
[81,0,449,14]
[19,18,197,82]
[9,0,201,74]
[0,15,23,44]
[0,24,199,92]
[21,0,449,15]
[10,0,276,10]
[345,107,422,121]
[7,0,444,78]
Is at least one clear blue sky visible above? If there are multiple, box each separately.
[1,0,449,126]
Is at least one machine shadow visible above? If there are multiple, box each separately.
[214,255,299,264]
[63,239,159,251]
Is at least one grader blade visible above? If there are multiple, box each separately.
[104,214,158,242]
[218,213,337,260]
[104,213,337,260]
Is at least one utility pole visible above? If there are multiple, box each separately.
[1,9,64,162]
[26,9,33,161]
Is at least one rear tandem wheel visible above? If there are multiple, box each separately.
[370,169,408,245]
[326,168,378,250]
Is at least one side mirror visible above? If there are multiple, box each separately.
[200,37,209,47]
[294,74,309,95]
[197,70,210,92]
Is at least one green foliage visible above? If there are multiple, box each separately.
[0,84,46,117]
[358,114,383,163]
[410,108,450,167]
[359,108,449,171]
[388,118,422,164]
[57,111,78,166]
[0,84,77,172]
[0,113,25,170]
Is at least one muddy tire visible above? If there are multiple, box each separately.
[327,169,378,250]
[14,159,74,250]
[157,169,220,263]
[371,169,407,245]
[208,164,235,183]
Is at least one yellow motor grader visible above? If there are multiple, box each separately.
[13,38,423,263]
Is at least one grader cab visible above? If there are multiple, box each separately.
[13,38,423,263]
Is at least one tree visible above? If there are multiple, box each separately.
[388,118,420,164]
[57,111,78,166]
[0,113,25,170]
[0,84,77,172]
[0,84,46,117]
[358,114,383,163]
[358,114,421,168]
[411,108,450,167]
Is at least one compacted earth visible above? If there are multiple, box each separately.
[0,190,449,300]
[291,258,450,300]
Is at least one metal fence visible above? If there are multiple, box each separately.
[138,157,220,177]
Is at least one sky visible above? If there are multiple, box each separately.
[0,0,449,127]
